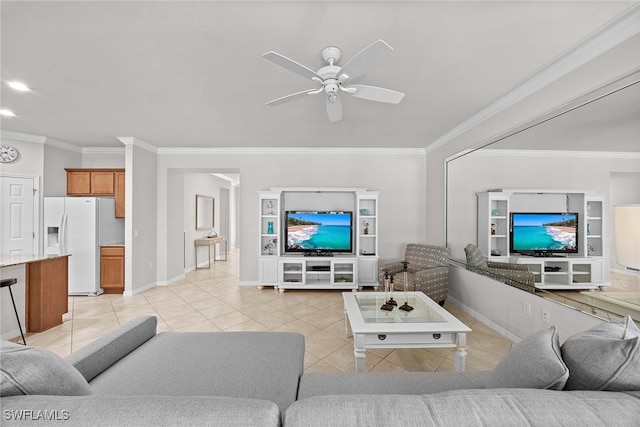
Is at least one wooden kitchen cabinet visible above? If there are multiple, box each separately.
[66,168,125,217]
[114,170,125,218]
[100,246,124,294]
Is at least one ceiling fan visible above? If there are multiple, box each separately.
[262,39,405,123]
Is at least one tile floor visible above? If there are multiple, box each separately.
[14,249,516,373]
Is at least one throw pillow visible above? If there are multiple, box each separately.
[486,326,568,390]
[465,244,487,269]
[561,315,640,391]
[0,340,92,397]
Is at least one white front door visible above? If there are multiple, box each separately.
[0,175,38,255]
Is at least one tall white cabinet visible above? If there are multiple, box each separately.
[257,188,379,291]
[476,189,609,290]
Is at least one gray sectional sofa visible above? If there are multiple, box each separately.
[2,315,640,426]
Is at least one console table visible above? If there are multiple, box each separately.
[195,236,228,269]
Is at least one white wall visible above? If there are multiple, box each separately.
[125,144,158,294]
[157,152,427,284]
[449,264,603,343]
[609,172,640,272]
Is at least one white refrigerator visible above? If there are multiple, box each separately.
[44,197,125,295]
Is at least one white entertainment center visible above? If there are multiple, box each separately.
[477,189,609,290]
[257,187,379,292]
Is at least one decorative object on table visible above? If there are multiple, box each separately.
[380,270,393,311]
[264,241,275,255]
[491,223,496,235]
[399,261,414,312]
[267,221,274,234]
[363,220,369,235]
[491,209,500,216]
[359,208,370,215]
[387,274,397,307]
[0,144,19,163]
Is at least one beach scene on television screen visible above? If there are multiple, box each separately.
[513,214,577,251]
[287,212,351,250]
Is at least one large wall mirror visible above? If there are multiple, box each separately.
[196,194,215,230]
[445,69,640,321]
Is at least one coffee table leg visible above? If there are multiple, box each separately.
[344,308,352,338]
[454,332,467,372]
[353,334,366,373]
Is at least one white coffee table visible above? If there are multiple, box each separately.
[343,291,472,372]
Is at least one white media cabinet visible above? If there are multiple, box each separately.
[477,189,609,290]
[511,256,606,290]
[257,187,379,292]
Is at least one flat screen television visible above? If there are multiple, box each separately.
[285,211,353,254]
[510,212,579,256]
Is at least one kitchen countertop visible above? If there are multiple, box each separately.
[101,242,125,247]
[0,253,71,268]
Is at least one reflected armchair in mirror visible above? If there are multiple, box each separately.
[378,244,449,306]
[464,243,536,293]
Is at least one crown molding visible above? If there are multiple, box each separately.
[117,137,158,154]
[45,137,83,153]
[156,146,426,156]
[0,130,47,144]
[426,3,640,154]
[471,149,640,159]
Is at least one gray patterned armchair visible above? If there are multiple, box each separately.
[378,244,449,305]
[464,243,536,293]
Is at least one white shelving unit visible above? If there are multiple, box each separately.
[477,189,609,290]
[257,191,280,286]
[256,188,379,290]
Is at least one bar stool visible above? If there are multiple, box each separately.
[1,278,26,345]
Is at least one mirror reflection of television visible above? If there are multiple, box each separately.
[285,211,353,254]
[510,212,579,256]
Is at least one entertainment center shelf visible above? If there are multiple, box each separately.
[257,187,379,291]
[279,257,358,292]
[477,189,609,290]
[511,256,606,290]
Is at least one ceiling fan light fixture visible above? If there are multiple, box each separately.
[328,94,338,103]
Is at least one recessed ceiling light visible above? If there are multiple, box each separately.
[7,81,30,92]
[0,109,16,117]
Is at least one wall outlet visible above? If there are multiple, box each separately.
[523,302,531,316]
[542,309,550,323]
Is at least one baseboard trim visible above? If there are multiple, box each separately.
[448,296,522,343]
[1,328,24,341]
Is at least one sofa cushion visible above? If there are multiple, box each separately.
[464,244,487,268]
[562,315,640,391]
[89,331,304,411]
[66,315,157,382]
[1,395,280,427]
[486,326,568,390]
[0,341,91,397]
[285,389,640,427]
[298,371,489,400]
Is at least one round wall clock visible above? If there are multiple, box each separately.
[0,144,19,163]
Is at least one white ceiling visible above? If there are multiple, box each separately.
[1,1,638,150]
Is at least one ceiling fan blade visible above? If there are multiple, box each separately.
[326,95,342,123]
[262,51,321,81]
[338,40,393,83]
[266,89,317,106]
[348,85,405,104]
